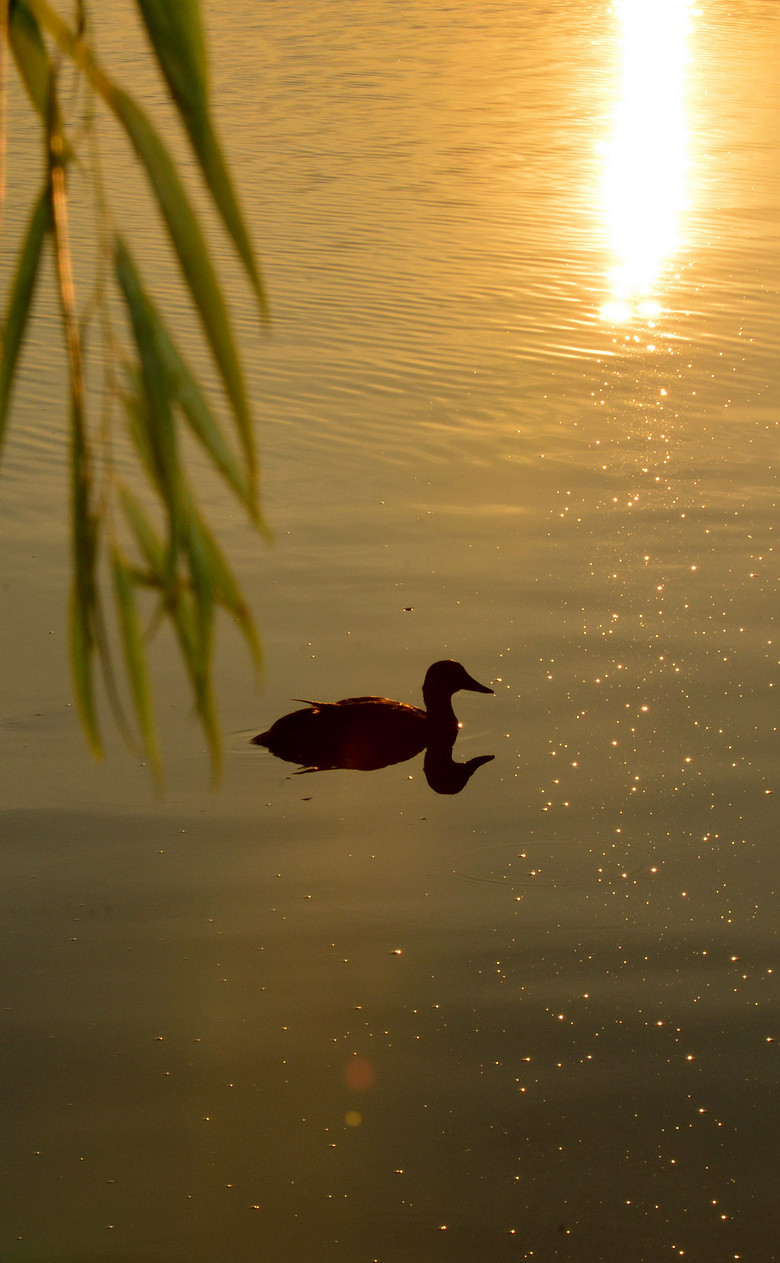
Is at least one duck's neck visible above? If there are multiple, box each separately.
[422,686,458,738]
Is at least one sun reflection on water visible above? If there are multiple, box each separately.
[601,0,694,322]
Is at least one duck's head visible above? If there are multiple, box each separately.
[422,660,493,706]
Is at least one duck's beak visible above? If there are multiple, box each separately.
[463,671,493,694]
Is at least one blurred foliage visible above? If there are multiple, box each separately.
[0,0,267,779]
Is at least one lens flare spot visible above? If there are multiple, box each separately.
[343,1056,375,1092]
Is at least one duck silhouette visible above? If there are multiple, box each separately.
[422,742,495,795]
[252,660,493,791]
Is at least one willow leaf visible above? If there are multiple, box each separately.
[125,566,163,589]
[47,73,101,756]
[0,186,49,459]
[185,508,215,680]
[8,0,52,121]
[111,546,161,777]
[115,246,184,557]
[115,236,259,520]
[121,364,173,507]
[69,583,101,756]
[123,475,218,749]
[107,87,257,479]
[133,0,208,116]
[69,400,101,756]
[119,483,176,644]
[119,485,167,577]
[188,506,261,671]
[170,586,221,776]
[135,0,268,318]
[69,395,100,754]
[120,483,220,771]
[181,510,221,770]
[28,0,258,491]
[187,114,269,321]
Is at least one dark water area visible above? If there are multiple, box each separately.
[1,2,778,1261]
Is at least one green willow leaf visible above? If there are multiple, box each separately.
[133,0,208,116]
[27,0,258,494]
[0,186,49,459]
[119,481,178,643]
[125,566,163,589]
[8,0,52,121]
[10,1,267,778]
[185,510,214,657]
[169,585,221,776]
[134,0,268,319]
[119,485,167,577]
[111,545,162,778]
[120,371,155,481]
[69,584,101,756]
[107,88,258,482]
[68,390,101,755]
[115,250,185,557]
[115,236,261,524]
[188,506,261,671]
[46,73,102,756]
[69,400,102,756]
[121,391,184,598]
[184,512,216,715]
[119,482,227,772]
[185,113,270,321]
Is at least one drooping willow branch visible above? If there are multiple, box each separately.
[0,0,268,778]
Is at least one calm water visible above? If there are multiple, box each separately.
[1,2,778,1261]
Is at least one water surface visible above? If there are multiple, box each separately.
[1,2,777,1260]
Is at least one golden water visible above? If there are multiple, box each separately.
[1,3,777,1260]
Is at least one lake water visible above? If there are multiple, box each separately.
[1,2,778,1260]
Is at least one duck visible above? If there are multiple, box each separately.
[422,743,495,795]
[252,659,493,775]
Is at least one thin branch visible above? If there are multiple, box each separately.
[0,0,8,249]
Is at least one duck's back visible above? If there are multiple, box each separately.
[254,696,427,770]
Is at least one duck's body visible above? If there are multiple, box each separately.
[252,660,492,773]
[254,695,428,771]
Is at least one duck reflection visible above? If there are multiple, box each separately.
[252,660,494,794]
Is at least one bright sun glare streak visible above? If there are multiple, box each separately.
[601,0,693,322]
